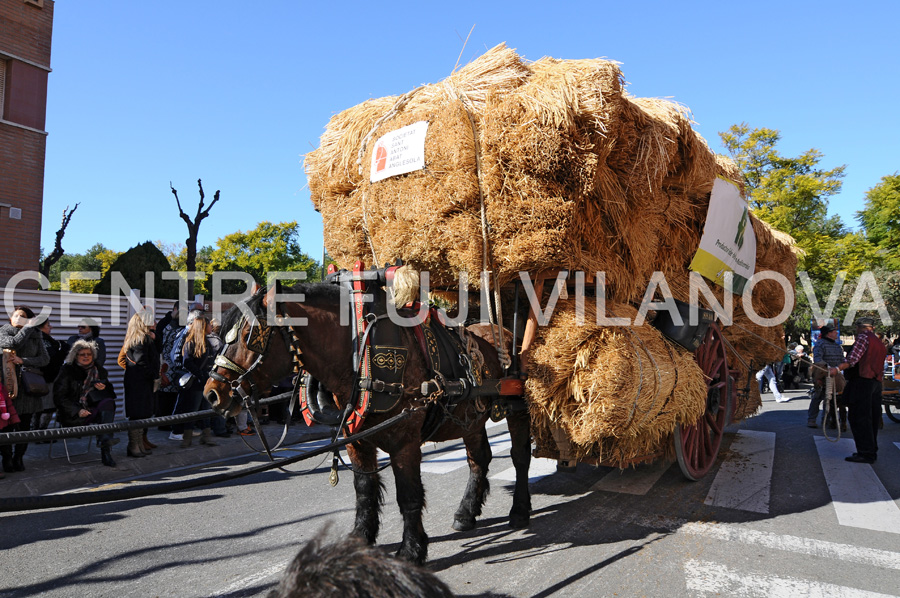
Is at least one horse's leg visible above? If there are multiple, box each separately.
[453,424,491,532]
[347,442,384,545]
[390,442,428,564]
[506,407,532,529]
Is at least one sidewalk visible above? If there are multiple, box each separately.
[0,421,332,499]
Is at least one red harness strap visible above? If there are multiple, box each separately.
[345,261,372,434]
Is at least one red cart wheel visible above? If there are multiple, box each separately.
[674,323,734,481]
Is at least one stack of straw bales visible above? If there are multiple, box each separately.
[306,44,727,294]
[526,301,708,467]
[305,43,798,461]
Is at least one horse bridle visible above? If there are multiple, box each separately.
[209,300,303,427]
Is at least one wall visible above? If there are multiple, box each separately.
[0,0,54,286]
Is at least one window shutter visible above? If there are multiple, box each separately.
[0,60,6,118]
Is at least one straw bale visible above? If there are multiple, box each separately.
[305,96,400,197]
[307,44,732,298]
[476,56,626,284]
[531,420,678,468]
[311,99,482,278]
[413,42,533,111]
[316,188,372,268]
[577,96,720,303]
[525,300,707,465]
[714,154,746,196]
[306,43,531,199]
[306,43,532,278]
[648,153,742,281]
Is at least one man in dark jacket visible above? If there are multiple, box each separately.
[831,317,888,463]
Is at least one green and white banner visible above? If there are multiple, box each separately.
[689,177,756,294]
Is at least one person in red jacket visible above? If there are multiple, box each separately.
[831,317,887,463]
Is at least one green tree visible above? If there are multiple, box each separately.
[155,241,214,294]
[47,243,120,293]
[206,221,319,294]
[93,241,180,299]
[719,124,882,337]
[720,124,851,274]
[155,240,185,270]
[856,173,900,269]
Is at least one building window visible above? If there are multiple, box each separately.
[24,0,44,8]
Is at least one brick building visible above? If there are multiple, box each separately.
[0,0,53,286]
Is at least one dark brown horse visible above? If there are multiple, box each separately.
[204,277,531,564]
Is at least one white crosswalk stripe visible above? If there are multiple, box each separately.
[421,432,512,474]
[591,458,670,495]
[814,437,900,534]
[490,456,557,482]
[704,429,776,513]
[589,505,900,570]
[684,559,897,597]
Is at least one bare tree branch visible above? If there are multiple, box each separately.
[171,182,194,229]
[39,203,79,278]
[171,179,221,296]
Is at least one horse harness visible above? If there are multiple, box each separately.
[312,262,525,439]
[211,262,526,472]
[210,303,304,460]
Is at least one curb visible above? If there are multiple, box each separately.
[0,422,333,499]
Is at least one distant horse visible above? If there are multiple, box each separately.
[204,274,531,564]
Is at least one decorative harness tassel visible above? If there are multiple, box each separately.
[329,454,340,486]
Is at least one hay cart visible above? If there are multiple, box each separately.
[304,44,786,483]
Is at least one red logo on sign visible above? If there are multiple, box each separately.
[375,144,387,172]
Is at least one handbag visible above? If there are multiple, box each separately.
[86,383,116,406]
[178,372,196,389]
[21,367,50,396]
[2,350,18,399]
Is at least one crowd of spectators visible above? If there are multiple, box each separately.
[0,301,274,479]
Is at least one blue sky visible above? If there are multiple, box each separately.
[42,1,899,260]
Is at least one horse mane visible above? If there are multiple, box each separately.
[219,281,343,333]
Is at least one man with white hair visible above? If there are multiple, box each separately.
[830,317,887,463]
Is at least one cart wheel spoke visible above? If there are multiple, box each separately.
[675,323,734,481]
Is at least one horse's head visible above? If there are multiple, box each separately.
[204,284,301,417]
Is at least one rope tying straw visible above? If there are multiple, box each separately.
[455,88,510,370]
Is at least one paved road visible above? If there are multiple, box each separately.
[2,389,900,597]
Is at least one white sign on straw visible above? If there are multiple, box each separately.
[370,121,429,183]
